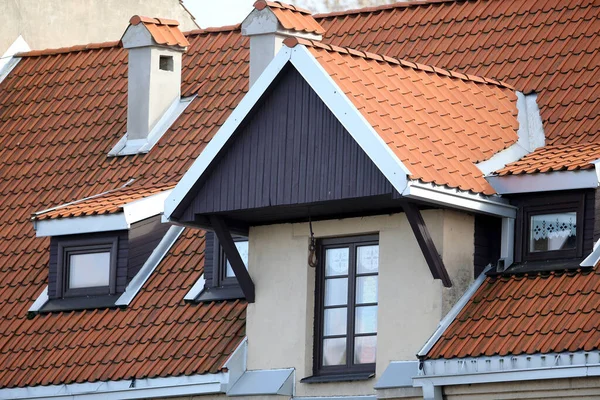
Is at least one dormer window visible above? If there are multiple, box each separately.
[529,212,577,253]
[58,237,118,297]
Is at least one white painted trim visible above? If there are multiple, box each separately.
[0,36,29,84]
[165,44,411,221]
[164,46,293,220]
[115,226,184,306]
[476,92,545,176]
[487,170,598,194]
[415,350,600,388]
[108,96,194,156]
[28,287,48,313]
[417,265,492,358]
[402,181,516,218]
[34,190,172,237]
[0,372,227,400]
[34,213,129,237]
[499,217,515,270]
[184,273,206,301]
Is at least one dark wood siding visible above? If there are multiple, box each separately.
[594,188,600,242]
[181,67,394,221]
[204,232,215,286]
[127,215,171,281]
[48,231,128,299]
[474,215,501,276]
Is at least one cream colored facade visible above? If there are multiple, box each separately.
[1,0,197,54]
[244,210,475,398]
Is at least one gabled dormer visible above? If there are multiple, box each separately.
[109,16,193,156]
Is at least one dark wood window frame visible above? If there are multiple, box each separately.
[56,237,118,298]
[516,194,585,263]
[309,234,379,382]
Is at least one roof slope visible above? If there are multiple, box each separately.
[317,0,600,147]
[297,38,518,194]
[426,268,600,359]
[0,27,248,389]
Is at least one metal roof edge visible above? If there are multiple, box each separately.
[486,169,598,195]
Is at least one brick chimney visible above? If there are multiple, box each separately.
[120,16,189,142]
[242,1,325,86]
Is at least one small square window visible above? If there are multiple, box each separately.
[224,240,249,278]
[529,212,577,253]
[57,237,118,298]
[159,55,174,71]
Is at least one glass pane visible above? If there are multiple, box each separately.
[323,337,346,366]
[69,252,110,289]
[356,276,378,304]
[530,213,577,252]
[355,306,378,334]
[324,307,347,336]
[325,278,348,306]
[325,248,349,276]
[357,245,379,274]
[226,240,249,277]
[354,336,377,364]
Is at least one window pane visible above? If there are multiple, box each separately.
[324,307,347,336]
[325,278,348,306]
[530,213,577,252]
[225,240,249,278]
[69,252,110,289]
[356,276,378,304]
[323,337,346,366]
[355,306,377,334]
[354,336,377,364]
[356,245,379,274]
[325,248,349,276]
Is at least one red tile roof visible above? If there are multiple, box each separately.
[0,26,249,389]
[0,0,599,390]
[128,15,190,48]
[254,1,326,35]
[287,37,518,195]
[426,268,600,359]
[316,0,600,147]
[495,144,600,176]
[33,182,174,221]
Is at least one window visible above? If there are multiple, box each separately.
[529,212,577,253]
[56,237,118,298]
[313,235,379,379]
[159,55,174,71]
[218,237,249,285]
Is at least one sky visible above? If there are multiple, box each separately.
[183,0,256,28]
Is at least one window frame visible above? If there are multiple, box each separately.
[313,234,379,378]
[214,236,248,287]
[56,237,118,298]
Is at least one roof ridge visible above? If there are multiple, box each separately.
[183,23,242,36]
[314,0,464,19]
[255,1,313,15]
[16,41,120,57]
[284,37,514,90]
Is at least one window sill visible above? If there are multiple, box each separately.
[300,372,375,384]
[192,285,245,303]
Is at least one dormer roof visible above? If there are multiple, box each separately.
[253,1,326,35]
[121,15,190,49]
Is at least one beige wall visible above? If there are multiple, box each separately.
[245,210,474,398]
[1,0,198,54]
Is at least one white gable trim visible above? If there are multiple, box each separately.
[34,190,172,237]
[164,45,410,221]
[0,372,227,400]
[0,36,29,85]
[487,169,598,195]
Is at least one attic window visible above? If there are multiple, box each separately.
[159,55,174,71]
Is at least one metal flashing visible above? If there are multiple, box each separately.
[487,169,598,194]
[108,96,194,157]
[0,372,227,400]
[374,361,418,389]
[28,286,49,313]
[293,396,376,400]
[115,226,184,306]
[417,265,492,358]
[582,239,600,267]
[402,181,517,218]
[226,368,294,397]
[0,36,29,84]
[184,273,206,301]
[415,350,600,387]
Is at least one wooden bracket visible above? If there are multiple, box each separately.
[402,201,452,287]
[209,215,255,302]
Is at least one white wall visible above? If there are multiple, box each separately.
[245,210,474,397]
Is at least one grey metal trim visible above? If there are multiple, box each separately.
[487,170,598,195]
[417,265,492,358]
[293,397,376,400]
[184,273,206,301]
[115,226,184,306]
[28,286,48,312]
[227,368,294,397]
[374,361,418,389]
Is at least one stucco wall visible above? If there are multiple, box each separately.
[1,0,197,54]
[245,210,474,398]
